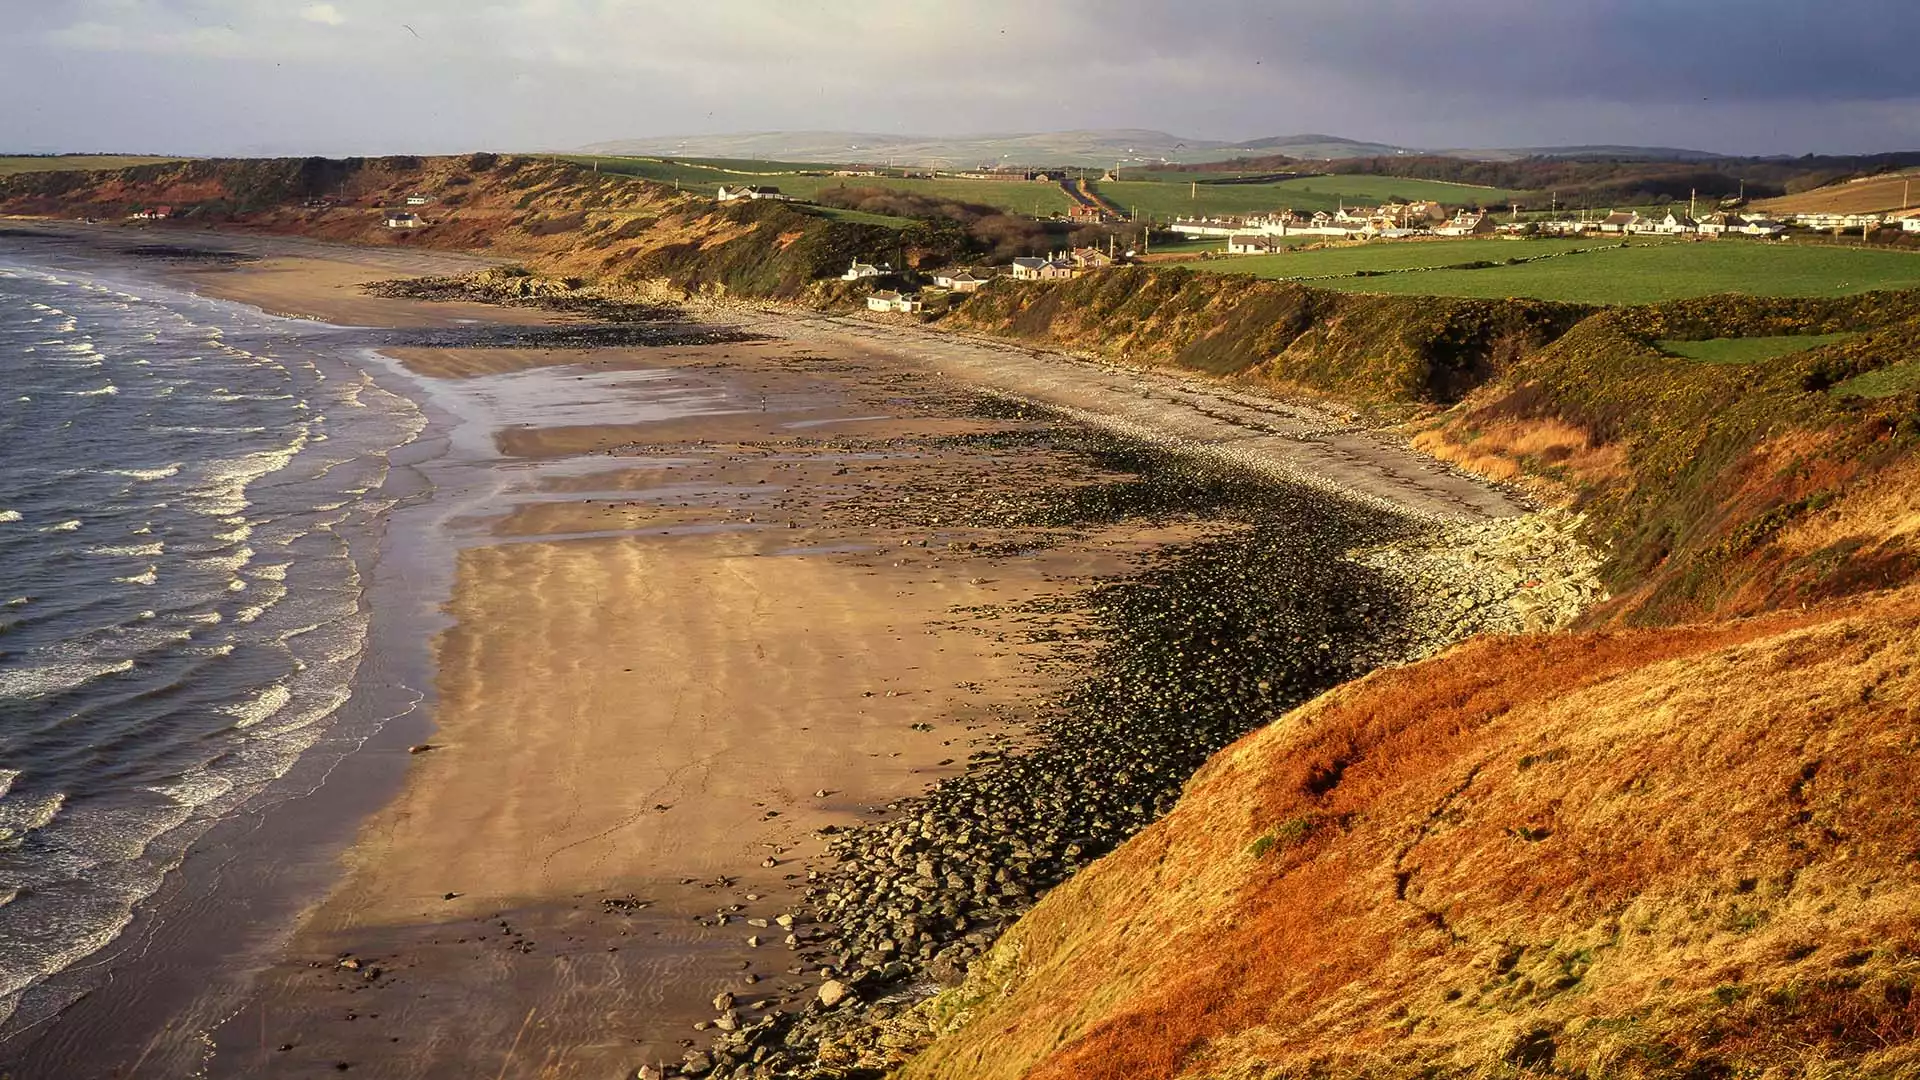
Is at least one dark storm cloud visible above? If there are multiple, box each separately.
[1084,0,1918,107]
[0,0,1914,156]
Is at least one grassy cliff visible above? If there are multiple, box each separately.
[894,589,1920,1079]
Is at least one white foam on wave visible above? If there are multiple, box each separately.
[0,510,20,524]
[114,566,158,586]
[225,684,292,729]
[251,562,291,583]
[146,769,237,807]
[4,597,27,608]
[105,464,182,482]
[0,770,18,801]
[213,520,252,545]
[0,791,67,848]
[41,520,80,533]
[72,385,118,397]
[87,542,164,558]
[188,427,311,518]
[189,545,253,575]
[0,659,135,701]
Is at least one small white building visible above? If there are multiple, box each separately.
[841,260,887,281]
[717,185,790,203]
[404,195,432,206]
[933,269,990,292]
[383,211,423,229]
[866,290,924,314]
[129,206,173,221]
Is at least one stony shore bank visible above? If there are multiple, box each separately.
[648,413,1600,1080]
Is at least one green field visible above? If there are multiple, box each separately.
[1186,237,1603,277]
[1185,239,1920,305]
[562,155,1073,216]
[1833,361,1920,399]
[1658,333,1859,365]
[0,155,183,176]
[1095,174,1523,220]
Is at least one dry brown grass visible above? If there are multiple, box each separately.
[1409,414,1626,501]
[1756,171,1920,216]
[900,588,1920,1080]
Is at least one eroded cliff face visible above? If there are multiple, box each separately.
[882,590,1920,1080]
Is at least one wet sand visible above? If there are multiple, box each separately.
[155,258,1202,1078]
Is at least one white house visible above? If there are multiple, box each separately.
[1653,210,1699,234]
[841,260,887,281]
[1435,211,1495,237]
[404,195,432,206]
[129,206,173,221]
[717,185,790,203]
[1010,257,1051,280]
[934,269,991,292]
[383,211,423,229]
[1897,210,1920,233]
[866,290,924,314]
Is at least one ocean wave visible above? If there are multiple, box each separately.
[104,464,182,482]
[0,659,135,701]
[113,566,158,586]
[0,510,20,524]
[0,791,67,848]
[40,520,80,533]
[251,562,291,582]
[4,597,27,608]
[71,385,118,397]
[87,542,165,558]
[189,546,254,574]
[225,685,292,729]
[0,770,17,801]
[146,770,237,807]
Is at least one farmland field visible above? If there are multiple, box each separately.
[561,155,1074,216]
[0,155,184,176]
[1184,238,1920,304]
[1095,174,1523,219]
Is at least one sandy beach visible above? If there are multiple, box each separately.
[126,250,1203,1078]
[0,226,1553,1079]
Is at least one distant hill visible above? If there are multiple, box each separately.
[1756,169,1920,216]
[577,130,1729,169]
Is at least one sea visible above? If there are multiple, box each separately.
[0,242,425,1049]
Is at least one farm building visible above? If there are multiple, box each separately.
[383,211,423,228]
[841,260,888,281]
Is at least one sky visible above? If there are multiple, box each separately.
[1,0,1916,158]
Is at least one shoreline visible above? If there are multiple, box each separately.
[0,225,1602,1079]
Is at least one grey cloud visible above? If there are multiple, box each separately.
[0,0,1914,156]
